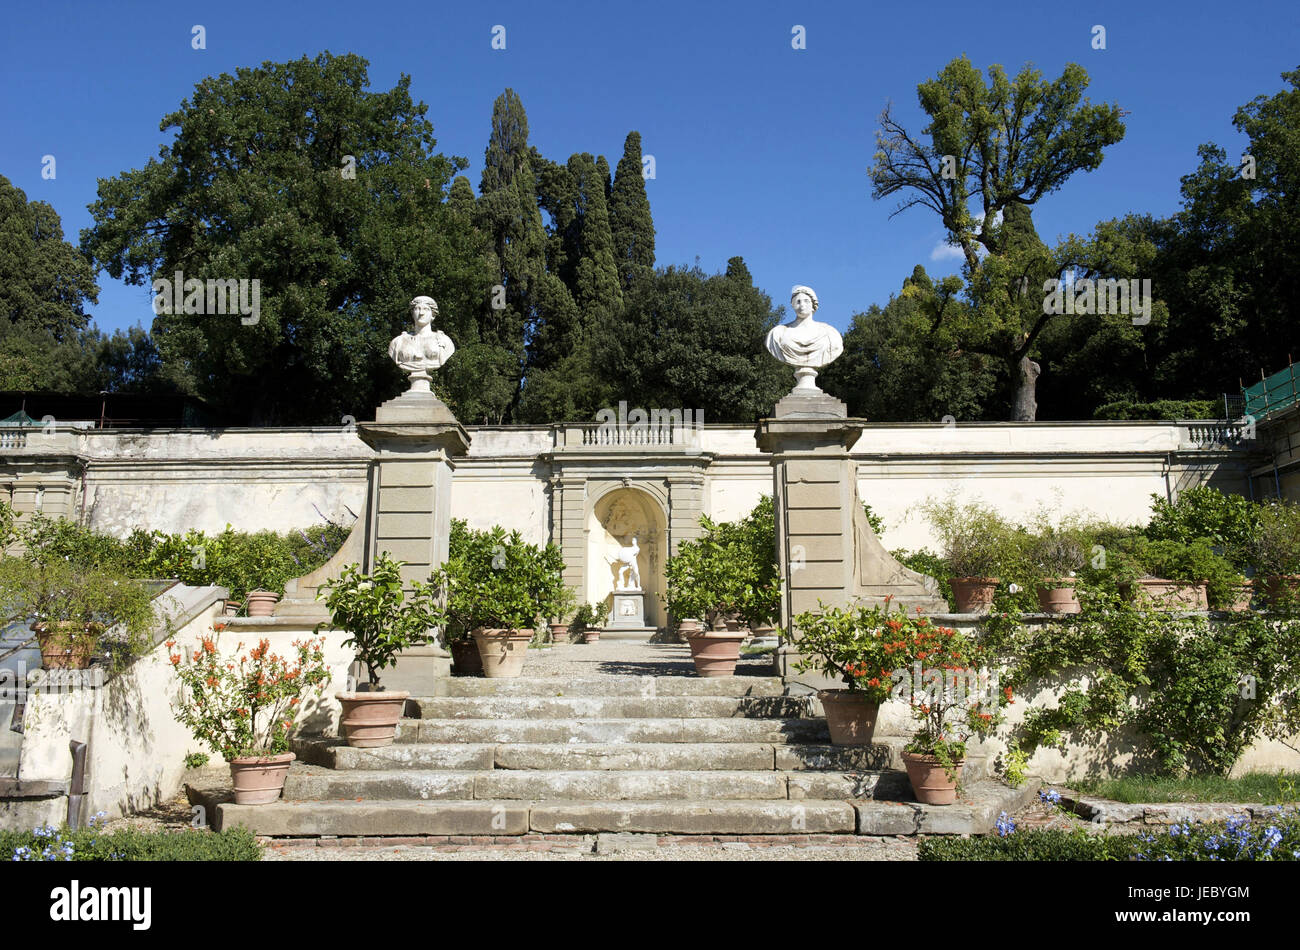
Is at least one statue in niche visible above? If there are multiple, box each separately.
[765,284,844,392]
[388,295,455,394]
[605,535,641,591]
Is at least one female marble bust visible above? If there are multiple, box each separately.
[765,285,843,389]
[388,295,455,393]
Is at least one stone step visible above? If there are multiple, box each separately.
[405,695,809,720]
[211,782,1037,837]
[279,767,913,802]
[432,676,785,697]
[294,736,988,778]
[400,717,831,744]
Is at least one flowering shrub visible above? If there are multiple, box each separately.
[891,609,1009,781]
[922,806,1300,861]
[1136,807,1300,861]
[2,819,261,861]
[168,632,330,761]
[793,600,912,703]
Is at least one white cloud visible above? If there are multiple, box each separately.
[930,242,965,262]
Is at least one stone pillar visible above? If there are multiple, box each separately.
[756,390,944,689]
[550,475,587,606]
[356,390,470,590]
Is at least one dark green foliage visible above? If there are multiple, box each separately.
[1092,399,1220,421]
[820,266,999,422]
[918,827,1136,861]
[608,132,656,290]
[81,52,479,424]
[0,825,261,861]
[611,262,788,423]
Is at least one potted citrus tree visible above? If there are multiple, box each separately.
[665,527,750,676]
[572,601,610,643]
[168,633,330,804]
[894,618,1007,804]
[430,525,563,678]
[793,601,900,745]
[316,552,442,748]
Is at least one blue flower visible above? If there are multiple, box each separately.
[996,811,1016,836]
[1039,789,1062,806]
[1262,827,1283,852]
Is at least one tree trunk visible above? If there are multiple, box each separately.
[1011,354,1041,422]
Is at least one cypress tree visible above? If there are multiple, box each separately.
[609,131,656,291]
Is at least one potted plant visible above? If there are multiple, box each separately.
[572,601,609,644]
[430,525,563,678]
[0,557,156,671]
[168,632,330,804]
[1027,528,1087,614]
[316,552,441,748]
[244,590,280,616]
[1109,537,1240,611]
[793,600,902,745]
[920,497,1016,614]
[1243,500,1300,607]
[894,617,1007,804]
[547,586,578,644]
[664,526,748,676]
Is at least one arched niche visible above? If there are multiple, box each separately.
[585,485,668,629]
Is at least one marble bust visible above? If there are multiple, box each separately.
[388,295,455,394]
[766,285,844,391]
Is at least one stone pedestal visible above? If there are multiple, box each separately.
[606,590,647,630]
[756,391,945,690]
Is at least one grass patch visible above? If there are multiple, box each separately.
[1070,772,1300,804]
[741,644,776,656]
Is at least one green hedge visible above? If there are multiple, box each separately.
[920,807,1300,860]
[1094,399,1220,421]
[0,825,262,861]
[5,504,350,600]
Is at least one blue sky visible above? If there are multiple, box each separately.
[2,0,1297,336]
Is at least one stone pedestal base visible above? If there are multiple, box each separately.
[607,590,647,630]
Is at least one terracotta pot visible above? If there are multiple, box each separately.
[686,631,745,677]
[472,628,531,678]
[817,689,880,746]
[902,751,964,806]
[336,690,409,748]
[1261,575,1300,606]
[676,618,703,643]
[34,622,99,670]
[1125,578,1208,610]
[245,590,280,616]
[951,577,999,614]
[1227,582,1254,612]
[1036,579,1081,614]
[583,627,601,644]
[222,600,242,617]
[229,751,295,805]
[549,623,570,644]
[449,639,484,676]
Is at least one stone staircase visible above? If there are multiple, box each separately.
[195,670,1033,840]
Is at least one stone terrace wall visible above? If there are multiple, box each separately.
[0,421,1260,549]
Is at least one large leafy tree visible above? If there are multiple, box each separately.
[821,265,999,421]
[611,257,788,421]
[81,52,479,424]
[870,57,1126,419]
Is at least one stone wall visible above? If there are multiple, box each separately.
[0,421,1261,550]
